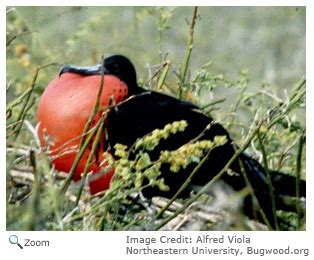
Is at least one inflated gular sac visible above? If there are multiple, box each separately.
[37,73,128,193]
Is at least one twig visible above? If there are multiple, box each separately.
[145,60,170,88]
[257,131,279,230]
[6,31,33,47]
[156,149,214,218]
[201,98,226,110]
[237,155,273,230]
[157,60,170,90]
[58,56,106,198]
[10,63,60,140]
[25,150,42,230]
[7,87,32,112]
[24,120,41,149]
[80,55,106,146]
[179,7,198,99]
[295,130,305,229]
[75,113,107,206]
[58,111,106,197]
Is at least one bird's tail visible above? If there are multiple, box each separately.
[229,154,306,228]
[270,170,306,197]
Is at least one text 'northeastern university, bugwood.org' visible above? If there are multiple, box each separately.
[125,234,310,256]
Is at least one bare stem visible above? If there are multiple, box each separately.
[75,114,107,206]
[58,56,106,198]
[257,131,279,230]
[179,7,198,99]
[25,150,41,230]
[10,63,60,140]
[295,129,305,229]
[156,149,213,218]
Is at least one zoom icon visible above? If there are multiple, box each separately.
[9,235,23,249]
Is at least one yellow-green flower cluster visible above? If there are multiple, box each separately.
[134,162,169,191]
[135,152,151,172]
[103,122,227,202]
[114,143,128,158]
[114,158,132,181]
[135,120,188,151]
[159,135,227,173]
[109,148,167,193]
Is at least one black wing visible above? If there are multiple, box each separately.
[106,91,230,152]
[105,91,304,227]
[105,91,265,193]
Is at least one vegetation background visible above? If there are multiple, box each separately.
[6,6,306,231]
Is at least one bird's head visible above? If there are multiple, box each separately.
[59,54,141,96]
[103,55,139,95]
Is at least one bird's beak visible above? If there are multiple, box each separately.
[59,64,106,77]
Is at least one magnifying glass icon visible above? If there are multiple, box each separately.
[9,235,23,249]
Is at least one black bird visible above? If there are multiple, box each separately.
[60,55,306,228]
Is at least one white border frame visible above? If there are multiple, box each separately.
[1,1,312,259]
